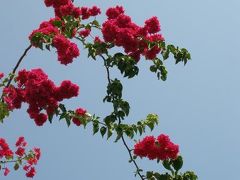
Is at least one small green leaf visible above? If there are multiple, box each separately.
[93,121,99,135]
[146,122,154,131]
[65,115,71,127]
[107,128,113,139]
[59,104,66,113]
[162,160,173,171]
[14,163,19,171]
[114,133,122,142]
[138,126,143,135]
[48,113,54,123]
[146,171,153,178]
[100,126,107,137]
[172,155,183,171]
[45,44,51,51]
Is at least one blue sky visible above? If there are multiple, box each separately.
[1,0,240,179]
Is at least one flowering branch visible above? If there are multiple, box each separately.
[0,137,41,178]
[0,0,197,179]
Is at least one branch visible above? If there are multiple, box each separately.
[121,134,145,180]
[100,54,145,180]
[6,44,32,87]
[0,157,25,164]
[100,54,111,84]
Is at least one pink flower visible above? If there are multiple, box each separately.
[4,68,79,126]
[89,6,101,16]
[72,108,87,126]
[79,29,91,38]
[81,7,91,20]
[16,136,27,147]
[53,35,80,65]
[26,167,36,178]
[94,36,103,44]
[29,20,59,47]
[0,138,13,159]
[0,72,4,79]
[144,16,161,34]
[4,168,10,176]
[134,134,179,161]
[106,6,124,19]
[33,148,41,160]
[15,147,25,157]
[55,80,79,100]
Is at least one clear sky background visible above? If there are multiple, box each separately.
[1,0,240,179]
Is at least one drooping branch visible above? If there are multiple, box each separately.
[100,54,145,180]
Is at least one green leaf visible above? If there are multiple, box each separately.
[100,126,107,137]
[59,104,66,113]
[182,171,198,180]
[45,44,51,51]
[0,102,10,123]
[150,65,157,72]
[138,126,143,135]
[92,20,100,27]
[132,125,138,134]
[146,171,154,178]
[52,20,62,27]
[125,128,134,139]
[155,173,171,180]
[162,160,173,171]
[146,122,154,131]
[59,113,66,120]
[14,163,19,171]
[107,128,113,139]
[172,156,183,171]
[65,115,71,127]
[114,133,122,142]
[48,113,54,123]
[93,121,99,135]
[121,101,130,116]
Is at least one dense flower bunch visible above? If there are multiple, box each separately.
[29,17,80,65]
[102,6,164,61]
[44,0,100,19]
[29,0,101,65]
[0,137,41,178]
[52,34,80,65]
[134,134,179,161]
[3,68,79,126]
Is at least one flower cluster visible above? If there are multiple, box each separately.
[29,1,101,65]
[3,68,79,126]
[29,17,80,65]
[102,6,164,61]
[44,0,101,19]
[29,18,60,45]
[0,137,41,178]
[134,134,179,161]
[72,107,87,126]
[52,34,80,65]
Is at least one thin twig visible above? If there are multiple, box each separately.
[100,54,111,84]
[6,44,32,87]
[121,134,145,180]
[0,156,25,164]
